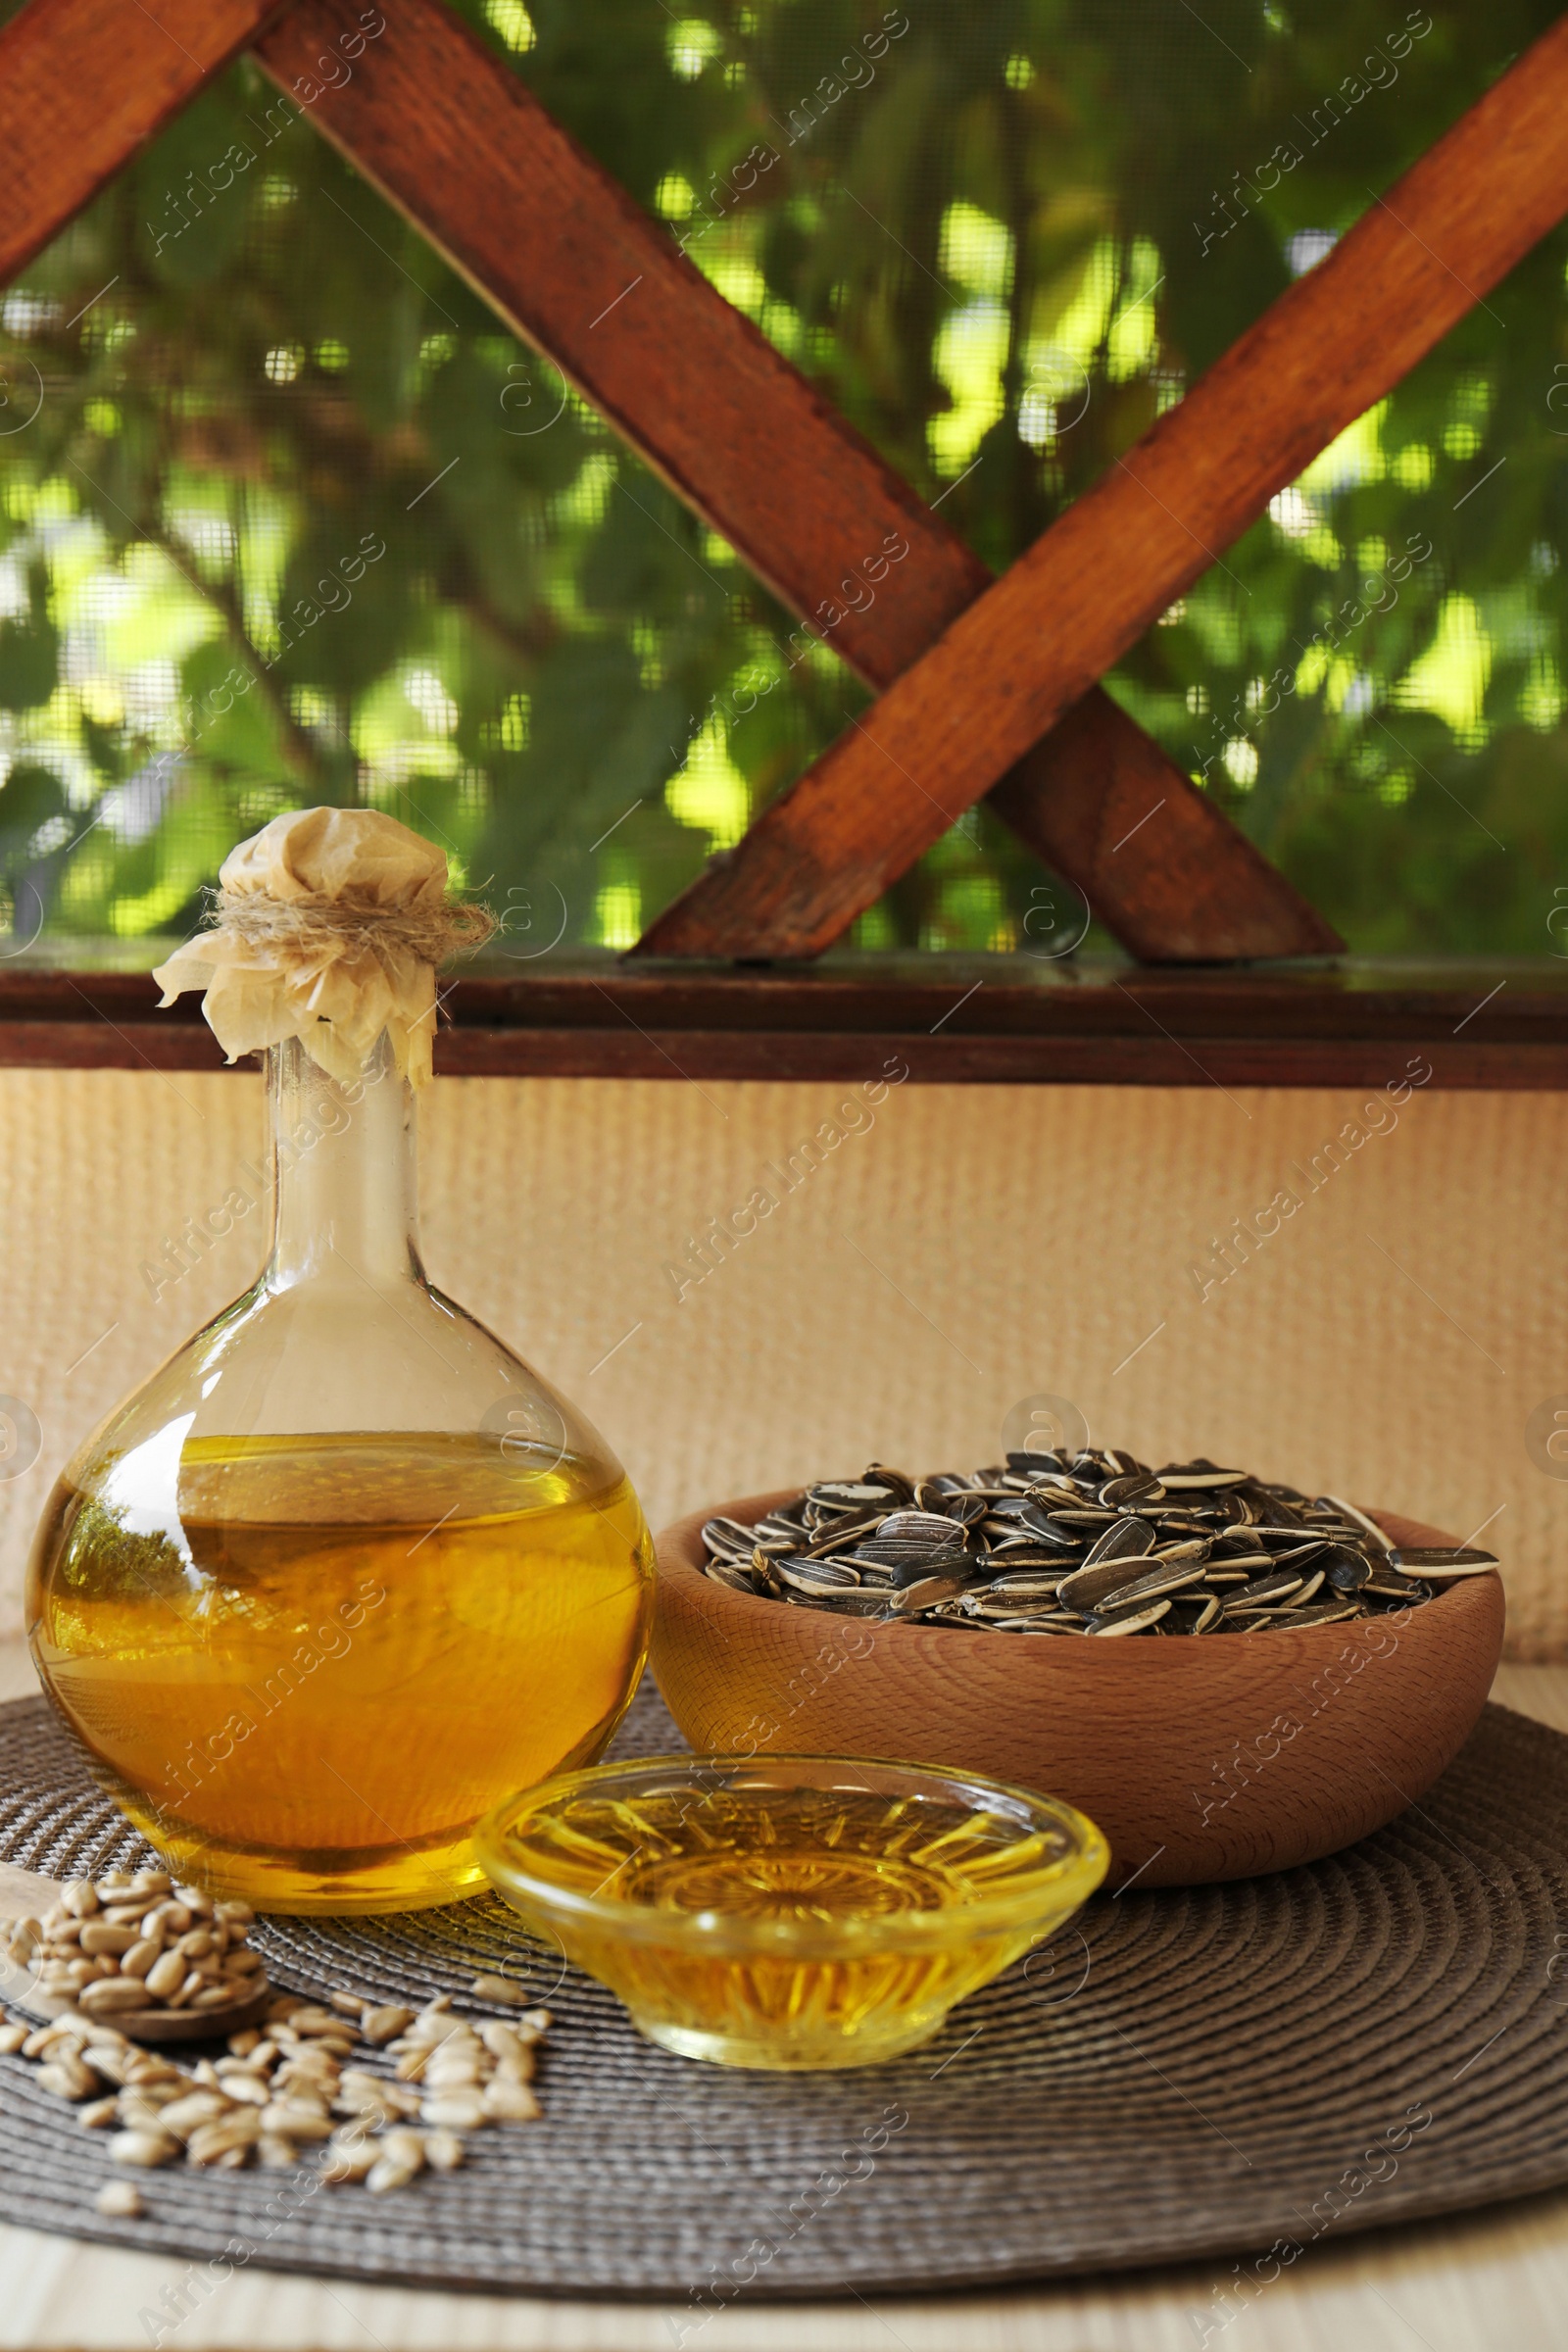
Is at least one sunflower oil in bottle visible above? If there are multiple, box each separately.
[27,1030,654,1912]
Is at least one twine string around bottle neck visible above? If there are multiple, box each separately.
[204,885,496,971]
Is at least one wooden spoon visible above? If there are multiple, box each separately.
[0,1862,272,2042]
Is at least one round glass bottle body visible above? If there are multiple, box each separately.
[26,1036,654,1913]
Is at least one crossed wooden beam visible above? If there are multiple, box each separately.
[4,0,1568,961]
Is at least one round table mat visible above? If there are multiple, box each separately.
[3,1681,1568,2301]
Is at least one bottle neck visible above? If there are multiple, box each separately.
[264,1034,423,1291]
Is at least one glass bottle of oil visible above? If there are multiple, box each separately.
[26,1031,654,1914]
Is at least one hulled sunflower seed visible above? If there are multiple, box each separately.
[110,2131,179,2169]
[95,2180,144,2218]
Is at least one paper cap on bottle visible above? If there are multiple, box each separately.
[151,808,493,1087]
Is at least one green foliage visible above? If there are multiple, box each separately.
[0,562,57,710]
[0,0,1564,953]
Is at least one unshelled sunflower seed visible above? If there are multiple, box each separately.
[1388,1546,1498,1577]
[1086,1598,1172,1636]
[699,1453,1498,1638]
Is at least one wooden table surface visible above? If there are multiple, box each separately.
[2,1641,1565,2351]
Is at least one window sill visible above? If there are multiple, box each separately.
[0,953,1563,1085]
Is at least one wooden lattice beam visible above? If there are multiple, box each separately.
[10,0,1539,964]
[0,0,1333,961]
[638,14,1568,959]
[252,0,1337,961]
[256,0,976,685]
[0,0,291,285]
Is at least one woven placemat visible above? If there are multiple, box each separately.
[3,1682,1568,2302]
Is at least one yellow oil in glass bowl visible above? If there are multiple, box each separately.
[476,1753,1108,2069]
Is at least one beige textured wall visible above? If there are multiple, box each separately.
[0,1066,1563,1653]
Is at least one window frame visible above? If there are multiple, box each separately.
[1,0,1567,1076]
[1,954,1561,1086]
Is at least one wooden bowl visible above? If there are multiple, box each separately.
[650,1491,1505,1888]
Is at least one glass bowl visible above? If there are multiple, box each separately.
[475,1751,1108,2070]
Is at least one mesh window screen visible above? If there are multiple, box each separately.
[0,0,1563,956]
